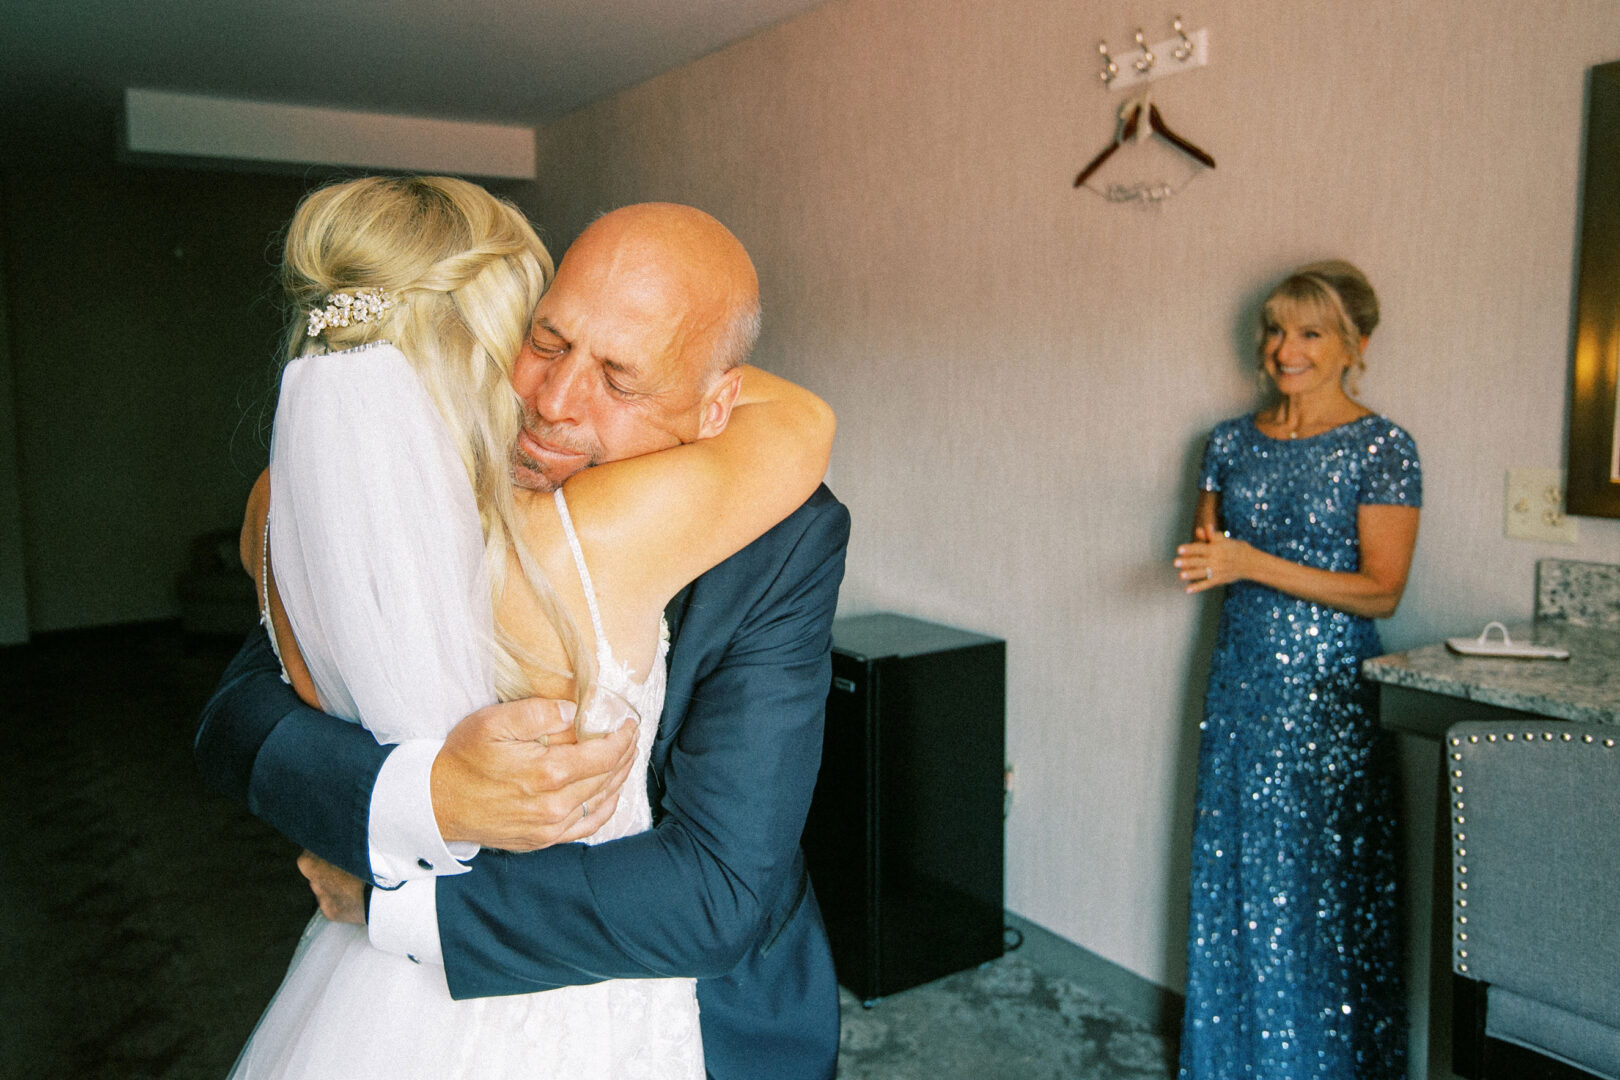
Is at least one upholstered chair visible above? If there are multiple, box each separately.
[1447,720,1620,1080]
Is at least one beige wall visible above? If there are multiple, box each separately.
[526,0,1620,988]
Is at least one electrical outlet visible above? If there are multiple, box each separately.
[1505,467,1578,544]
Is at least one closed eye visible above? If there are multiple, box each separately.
[528,318,570,358]
[603,370,639,398]
[600,356,647,399]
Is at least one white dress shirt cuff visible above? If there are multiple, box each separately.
[368,738,478,888]
[368,876,444,967]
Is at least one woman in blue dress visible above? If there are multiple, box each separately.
[1172,261,1421,1079]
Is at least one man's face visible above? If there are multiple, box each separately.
[509,240,719,493]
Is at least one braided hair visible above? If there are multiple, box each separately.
[282,175,595,714]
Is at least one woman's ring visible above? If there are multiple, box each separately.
[581,801,591,821]
[537,733,549,748]
[1205,567,1213,580]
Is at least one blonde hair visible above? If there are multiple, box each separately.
[281,175,597,716]
[1260,259,1380,395]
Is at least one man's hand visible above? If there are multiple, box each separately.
[431,697,638,850]
[298,850,367,924]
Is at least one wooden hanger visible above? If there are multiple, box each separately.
[1146,103,1215,169]
[1073,103,1142,187]
[1074,95,1215,188]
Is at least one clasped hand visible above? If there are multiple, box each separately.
[1174,526,1253,593]
[296,696,637,918]
[299,850,367,924]
[430,697,639,851]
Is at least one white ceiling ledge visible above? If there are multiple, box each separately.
[122,89,536,179]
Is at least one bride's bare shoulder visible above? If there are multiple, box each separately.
[510,489,578,577]
[499,491,582,659]
[240,469,271,577]
[505,486,667,679]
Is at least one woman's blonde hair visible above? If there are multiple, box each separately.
[1259,259,1380,395]
[281,174,596,715]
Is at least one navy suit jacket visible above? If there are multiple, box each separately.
[196,485,850,1080]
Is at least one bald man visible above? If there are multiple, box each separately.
[197,204,849,1080]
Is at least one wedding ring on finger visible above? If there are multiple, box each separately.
[581,801,591,821]
[537,733,549,748]
[1205,567,1213,580]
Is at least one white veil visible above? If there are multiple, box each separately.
[267,342,495,742]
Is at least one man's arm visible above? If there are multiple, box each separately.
[195,632,636,884]
[429,491,850,996]
[196,634,393,880]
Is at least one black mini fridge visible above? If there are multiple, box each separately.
[802,613,1006,1003]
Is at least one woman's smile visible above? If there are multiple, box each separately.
[1263,317,1353,395]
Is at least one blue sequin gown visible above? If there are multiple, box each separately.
[1179,414,1421,1080]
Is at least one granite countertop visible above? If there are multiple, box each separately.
[1363,622,1620,725]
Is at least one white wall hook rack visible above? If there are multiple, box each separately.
[1104,26,1208,91]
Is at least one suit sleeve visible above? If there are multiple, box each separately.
[434,497,850,997]
[195,632,393,882]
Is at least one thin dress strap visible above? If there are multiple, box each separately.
[260,516,274,625]
[552,487,611,658]
[259,514,291,684]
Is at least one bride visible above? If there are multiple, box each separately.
[229,176,834,1078]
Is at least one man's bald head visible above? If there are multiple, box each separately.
[569,203,761,380]
[508,203,760,491]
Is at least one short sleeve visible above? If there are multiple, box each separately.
[1358,421,1422,507]
[1198,423,1232,493]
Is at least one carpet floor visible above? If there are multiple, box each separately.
[1,624,1173,1079]
[837,958,1173,1079]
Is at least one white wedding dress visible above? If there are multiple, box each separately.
[231,342,702,1080]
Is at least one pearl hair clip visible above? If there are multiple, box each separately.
[306,289,396,338]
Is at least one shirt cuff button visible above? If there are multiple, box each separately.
[407,954,420,964]
[417,858,433,870]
